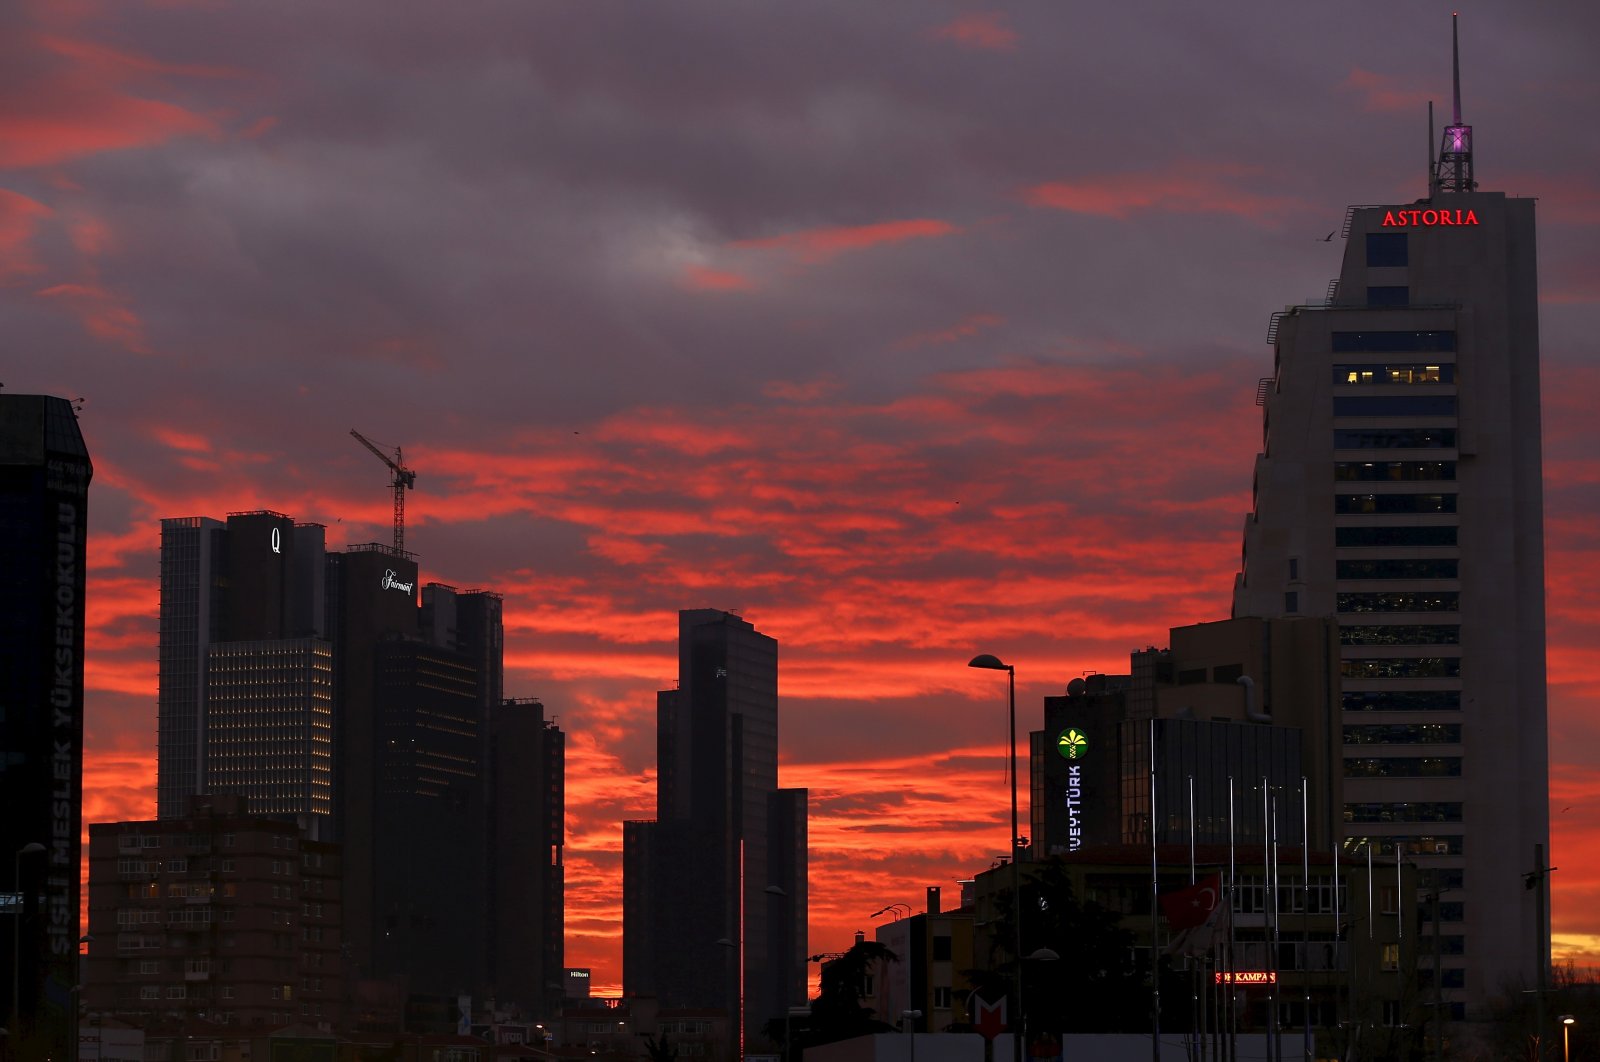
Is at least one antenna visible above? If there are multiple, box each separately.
[1433,13,1475,193]
[1428,100,1437,198]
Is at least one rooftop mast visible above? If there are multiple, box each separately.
[1433,13,1476,194]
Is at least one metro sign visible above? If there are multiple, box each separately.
[1381,208,1479,228]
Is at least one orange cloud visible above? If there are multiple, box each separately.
[736,219,960,264]
[1024,164,1303,222]
[929,12,1020,52]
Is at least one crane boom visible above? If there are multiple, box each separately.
[350,428,417,556]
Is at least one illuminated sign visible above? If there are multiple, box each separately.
[1057,728,1088,760]
[271,528,282,554]
[1380,208,1479,228]
[1215,971,1277,985]
[1064,764,1083,851]
[380,569,415,594]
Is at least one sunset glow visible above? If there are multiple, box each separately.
[10,0,1600,1001]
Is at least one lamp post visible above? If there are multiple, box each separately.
[10,843,46,1049]
[968,654,1022,1062]
[1561,1015,1575,1062]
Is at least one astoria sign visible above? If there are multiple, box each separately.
[1380,208,1480,228]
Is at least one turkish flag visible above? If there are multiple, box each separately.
[1160,873,1221,930]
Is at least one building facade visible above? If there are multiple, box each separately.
[624,610,808,1057]
[83,795,343,1032]
[0,393,92,1060]
[1232,100,1546,1010]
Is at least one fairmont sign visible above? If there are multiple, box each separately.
[380,569,415,594]
[1381,208,1480,228]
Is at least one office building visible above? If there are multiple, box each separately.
[0,393,91,1060]
[623,610,808,1056]
[489,698,565,1016]
[83,795,343,1031]
[1031,617,1339,858]
[1232,50,1545,1012]
[157,511,329,822]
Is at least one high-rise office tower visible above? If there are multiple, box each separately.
[157,510,329,821]
[624,610,807,1053]
[0,394,92,1060]
[1233,33,1545,1013]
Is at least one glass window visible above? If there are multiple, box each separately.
[1341,657,1461,679]
[1336,526,1457,548]
[1366,286,1410,306]
[1332,395,1457,417]
[1381,943,1401,971]
[1336,558,1458,580]
[1339,624,1460,646]
[1334,427,1456,449]
[1338,591,1459,613]
[1337,687,1465,713]
[1366,233,1409,268]
[1334,461,1456,482]
[1334,363,1453,384]
[1343,723,1462,744]
[1343,756,1462,778]
[1332,330,1454,353]
[1343,802,1463,823]
[1334,493,1456,514]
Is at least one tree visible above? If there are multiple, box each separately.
[791,939,900,1048]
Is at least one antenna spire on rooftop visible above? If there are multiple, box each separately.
[1433,12,1476,194]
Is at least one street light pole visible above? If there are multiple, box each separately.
[968,655,1022,1062]
[1560,1015,1575,1062]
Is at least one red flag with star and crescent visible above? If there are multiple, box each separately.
[1160,872,1221,930]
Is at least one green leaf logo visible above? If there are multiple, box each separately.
[1057,728,1088,760]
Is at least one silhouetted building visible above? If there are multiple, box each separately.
[0,393,92,1060]
[623,610,807,1055]
[157,511,329,822]
[1232,59,1545,1012]
[83,794,343,1031]
[489,698,565,1016]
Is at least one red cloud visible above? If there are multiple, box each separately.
[1340,67,1430,115]
[736,218,960,264]
[0,189,52,281]
[680,264,757,292]
[894,312,1004,351]
[1024,164,1303,222]
[35,281,151,352]
[929,12,1020,52]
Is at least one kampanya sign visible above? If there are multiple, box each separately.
[1380,208,1479,228]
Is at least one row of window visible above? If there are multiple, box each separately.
[1337,558,1457,580]
[1333,395,1457,417]
[1334,461,1455,482]
[1342,657,1461,679]
[1331,330,1456,353]
[1343,691,1461,712]
[1344,757,1461,778]
[1345,834,1463,856]
[1337,526,1457,548]
[1335,364,1453,385]
[1335,493,1456,514]
[1334,427,1455,450]
[1344,723,1461,745]
[1344,802,1463,824]
[1340,624,1460,646]
[1338,591,1458,613]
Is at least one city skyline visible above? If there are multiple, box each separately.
[6,1,1599,1000]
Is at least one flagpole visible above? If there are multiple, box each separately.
[1228,776,1237,1062]
[1150,718,1160,1062]
[1189,775,1200,1062]
[1332,834,1342,1061]
[1300,778,1311,1062]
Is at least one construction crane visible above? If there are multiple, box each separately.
[349,429,417,556]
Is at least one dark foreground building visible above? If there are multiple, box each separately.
[0,394,92,1060]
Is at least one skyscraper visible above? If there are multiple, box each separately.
[0,393,92,1060]
[624,610,807,1055]
[1233,39,1545,1013]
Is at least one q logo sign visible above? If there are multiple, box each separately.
[271,528,282,554]
[1057,728,1088,760]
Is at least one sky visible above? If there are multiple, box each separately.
[5,0,1599,996]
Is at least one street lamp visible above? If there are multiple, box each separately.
[968,654,1022,1062]
[10,843,46,1046]
[1561,1015,1576,1062]
[901,1009,922,1062]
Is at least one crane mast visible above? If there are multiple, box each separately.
[349,428,417,556]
